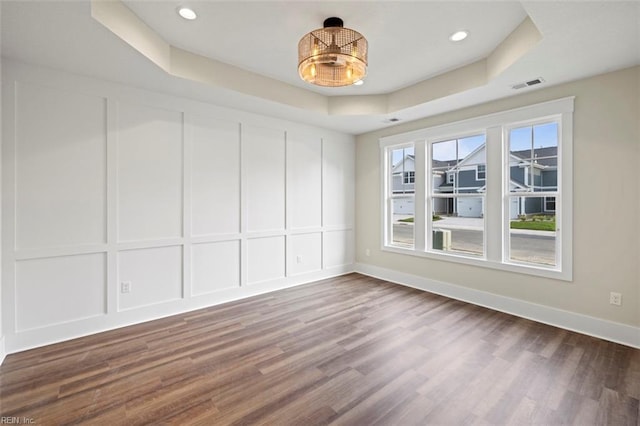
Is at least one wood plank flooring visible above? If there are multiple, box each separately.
[1,273,638,425]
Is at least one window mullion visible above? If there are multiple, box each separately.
[485,126,503,263]
[425,140,434,252]
[414,142,426,251]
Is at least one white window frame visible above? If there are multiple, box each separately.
[544,196,556,212]
[476,164,486,180]
[379,97,573,281]
[504,118,561,269]
[428,133,487,259]
[384,143,418,249]
[404,171,415,184]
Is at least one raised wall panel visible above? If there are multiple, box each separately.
[323,137,355,227]
[117,103,183,242]
[287,134,322,230]
[15,254,106,331]
[323,230,354,268]
[15,83,106,250]
[288,233,322,276]
[191,240,240,295]
[247,236,285,284]
[243,125,285,232]
[118,246,182,311]
[191,115,240,236]
[2,61,355,353]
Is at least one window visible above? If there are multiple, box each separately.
[430,135,486,257]
[476,164,486,180]
[380,97,573,280]
[404,171,415,184]
[447,173,455,184]
[507,122,558,267]
[387,145,415,248]
[545,196,556,212]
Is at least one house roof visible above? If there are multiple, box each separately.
[511,147,558,168]
[394,154,459,172]
[435,146,557,170]
[392,154,415,172]
[432,159,459,170]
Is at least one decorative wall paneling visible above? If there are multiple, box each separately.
[1,62,355,353]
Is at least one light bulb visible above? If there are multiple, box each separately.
[449,30,468,42]
[177,6,197,20]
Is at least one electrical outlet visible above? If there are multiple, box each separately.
[609,292,622,306]
[296,255,303,264]
[121,281,132,294]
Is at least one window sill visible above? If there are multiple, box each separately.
[381,244,572,282]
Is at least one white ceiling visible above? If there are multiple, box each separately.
[122,1,528,96]
[2,1,639,135]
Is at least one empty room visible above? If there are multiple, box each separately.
[0,1,638,424]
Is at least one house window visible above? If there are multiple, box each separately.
[545,196,556,212]
[476,164,486,180]
[403,171,415,184]
[380,97,573,280]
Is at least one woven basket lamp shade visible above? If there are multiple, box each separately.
[298,17,368,87]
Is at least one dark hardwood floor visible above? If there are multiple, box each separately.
[1,273,638,425]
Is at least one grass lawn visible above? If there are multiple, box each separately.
[510,220,556,231]
[398,216,442,223]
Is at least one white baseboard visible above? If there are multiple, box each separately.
[355,263,640,349]
[5,265,355,355]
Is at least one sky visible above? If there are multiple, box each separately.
[432,134,485,162]
[510,122,558,152]
[391,121,558,167]
[391,146,414,167]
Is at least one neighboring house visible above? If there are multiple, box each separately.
[391,146,557,218]
[391,153,416,215]
[507,146,558,219]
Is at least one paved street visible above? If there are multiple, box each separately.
[392,218,556,265]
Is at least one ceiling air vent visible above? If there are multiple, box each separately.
[512,77,545,90]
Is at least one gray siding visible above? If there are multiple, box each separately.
[392,174,414,193]
[533,173,542,190]
[510,166,525,186]
[525,197,543,214]
[542,170,557,188]
[457,169,483,189]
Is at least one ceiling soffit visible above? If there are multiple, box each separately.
[91,0,542,117]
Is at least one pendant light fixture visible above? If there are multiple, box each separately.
[298,17,368,87]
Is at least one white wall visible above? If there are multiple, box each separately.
[356,66,640,347]
[1,61,355,353]
[0,4,4,364]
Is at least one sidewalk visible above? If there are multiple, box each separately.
[394,215,555,236]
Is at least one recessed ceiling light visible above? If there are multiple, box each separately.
[177,6,197,20]
[353,79,364,86]
[449,30,468,42]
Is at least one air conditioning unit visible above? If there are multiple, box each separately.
[433,229,452,251]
